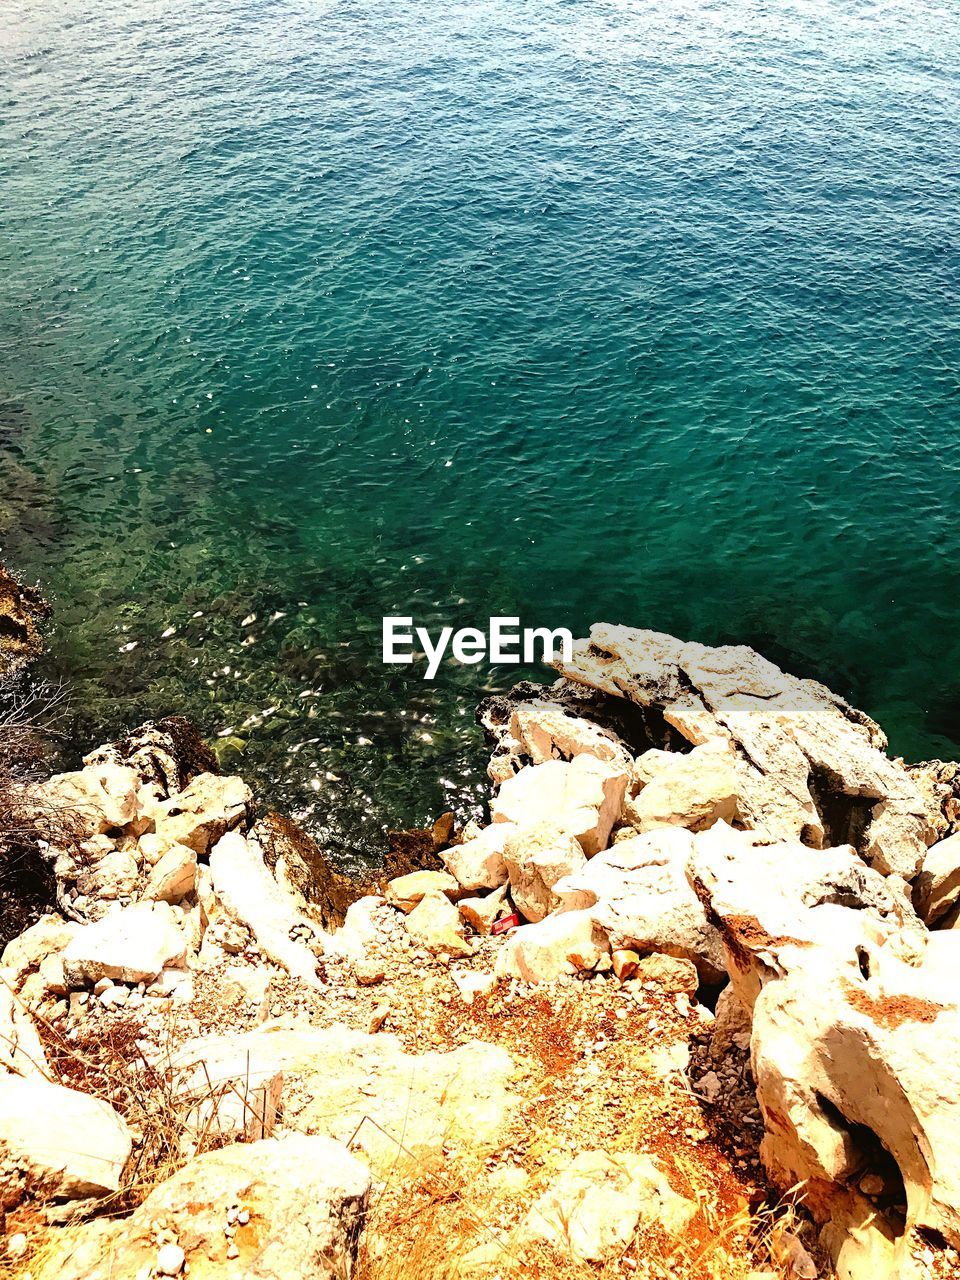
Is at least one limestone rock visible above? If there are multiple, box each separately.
[503,822,587,923]
[28,763,141,841]
[554,828,726,982]
[62,901,187,986]
[83,716,219,802]
[491,755,628,857]
[209,831,323,987]
[153,773,251,854]
[480,696,631,785]
[167,1022,516,1170]
[34,1134,370,1280]
[521,1150,695,1262]
[404,891,472,958]
[442,823,513,891]
[0,1076,131,1201]
[450,969,496,1006]
[74,847,140,901]
[623,738,738,833]
[458,884,510,935]
[384,869,460,913]
[552,624,934,877]
[142,843,197,903]
[914,831,960,926]
[495,909,609,983]
[1,915,76,983]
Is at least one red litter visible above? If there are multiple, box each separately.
[491,913,521,935]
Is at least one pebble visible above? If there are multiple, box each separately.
[157,1242,186,1276]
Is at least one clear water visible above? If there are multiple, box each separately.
[2,0,959,865]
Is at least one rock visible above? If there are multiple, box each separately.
[0,968,49,1076]
[62,902,187,986]
[156,1242,185,1275]
[324,895,393,965]
[554,828,726,982]
[404,891,472,958]
[623,738,738,833]
[0,563,49,678]
[153,773,251,855]
[611,947,640,981]
[480,696,631,785]
[458,884,510,935]
[142,844,198,903]
[450,969,496,1006]
[914,831,960,925]
[83,717,219,802]
[441,824,513,891]
[709,984,753,1059]
[166,1022,517,1170]
[0,1076,131,1200]
[384,869,461,913]
[503,822,587,923]
[695,838,960,1277]
[74,848,140,901]
[1,916,76,983]
[636,953,699,995]
[520,1150,695,1262]
[491,755,629,857]
[552,625,934,877]
[28,764,141,841]
[34,1134,370,1280]
[353,956,385,986]
[209,832,323,987]
[495,909,610,983]
[221,965,271,1005]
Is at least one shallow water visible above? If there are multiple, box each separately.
[2,0,960,865]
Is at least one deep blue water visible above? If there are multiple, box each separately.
[1,0,959,864]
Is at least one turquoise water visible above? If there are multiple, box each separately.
[2,0,960,864]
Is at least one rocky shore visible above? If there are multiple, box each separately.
[3,624,960,1279]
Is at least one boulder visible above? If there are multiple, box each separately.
[166,1022,517,1170]
[82,716,219,802]
[404,891,472,958]
[481,697,632,785]
[623,738,738,833]
[495,909,609,983]
[0,1076,131,1201]
[34,1134,370,1280]
[442,823,514,891]
[554,829,726,982]
[153,773,251,854]
[458,884,510,935]
[74,847,140,901]
[491,755,628,857]
[384,869,460,913]
[62,902,187,986]
[520,1150,695,1262]
[502,822,587,923]
[28,764,140,841]
[1,916,76,983]
[552,625,934,877]
[209,832,323,987]
[142,844,198,903]
[914,831,960,925]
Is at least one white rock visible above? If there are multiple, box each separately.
[450,969,496,1006]
[63,902,187,986]
[624,738,738,833]
[156,1242,185,1276]
[914,831,960,925]
[0,1076,131,1199]
[153,772,251,855]
[521,1149,695,1262]
[491,755,628,857]
[0,968,49,1077]
[503,822,587,923]
[495,909,610,983]
[404,891,472,958]
[458,884,510,935]
[209,831,323,987]
[441,823,514,891]
[142,844,197,903]
[33,1134,370,1280]
[384,869,460,913]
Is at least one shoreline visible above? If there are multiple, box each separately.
[2,623,960,1278]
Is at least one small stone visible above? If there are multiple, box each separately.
[226,1241,239,1259]
[8,1233,27,1259]
[237,1208,250,1225]
[157,1242,186,1275]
